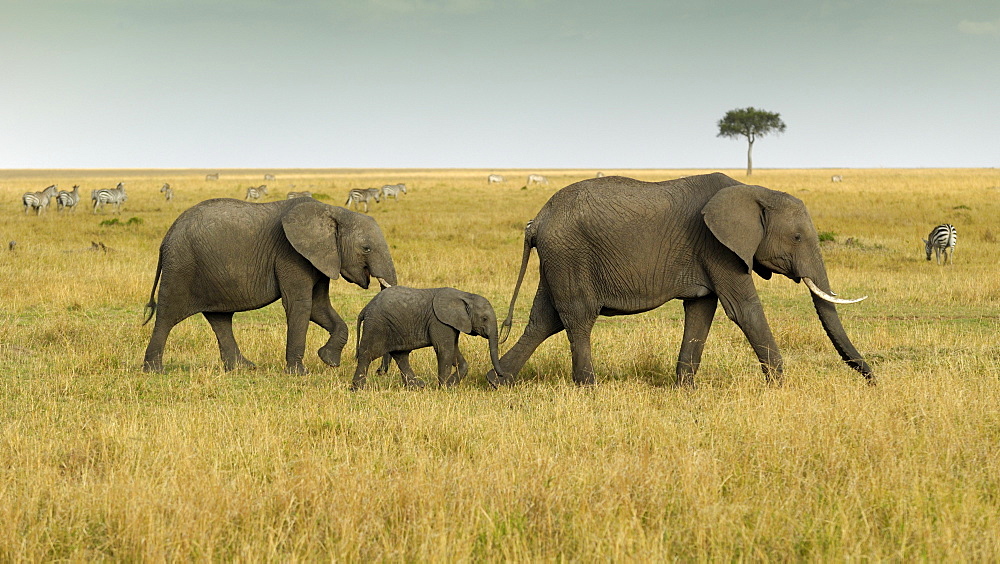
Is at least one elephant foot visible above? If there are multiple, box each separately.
[318,343,343,367]
[223,356,257,372]
[674,373,697,388]
[142,359,164,373]
[350,377,366,391]
[285,362,308,375]
[485,369,514,389]
[402,375,426,390]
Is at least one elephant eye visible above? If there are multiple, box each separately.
[793,233,803,243]
[362,245,372,254]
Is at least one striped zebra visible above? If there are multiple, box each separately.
[831,175,843,183]
[22,184,59,215]
[264,174,276,181]
[488,174,505,184]
[205,173,219,181]
[245,185,268,201]
[380,183,407,201]
[56,185,81,211]
[160,183,174,202]
[344,188,381,212]
[526,174,548,186]
[91,182,127,214]
[286,191,312,199]
[923,224,957,265]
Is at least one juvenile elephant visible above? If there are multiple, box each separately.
[142,197,397,374]
[488,173,874,387]
[351,286,507,390]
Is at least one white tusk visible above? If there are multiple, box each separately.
[803,277,867,304]
[377,277,392,288]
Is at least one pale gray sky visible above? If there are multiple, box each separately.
[1,0,997,169]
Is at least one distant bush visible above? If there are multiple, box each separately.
[100,217,143,227]
[818,231,837,243]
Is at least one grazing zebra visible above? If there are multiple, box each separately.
[160,183,174,202]
[91,182,127,214]
[923,224,957,265]
[488,174,505,184]
[286,191,312,199]
[56,185,81,212]
[245,185,268,201]
[264,174,276,181]
[380,183,407,200]
[526,174,548,186]
[205,173,219,181]
[344,188,381,212]
[831,175,843,182]
[22,184,59,215]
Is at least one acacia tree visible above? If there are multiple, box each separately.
[717,107,786,176]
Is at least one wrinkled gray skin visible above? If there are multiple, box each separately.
[352,286,506,390]
[143,197,397,374]
[488,173,874,387]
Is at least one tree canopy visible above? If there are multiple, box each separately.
[717,107,786,176]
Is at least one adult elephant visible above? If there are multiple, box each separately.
[487,173,874,387]
[142,197,397,374]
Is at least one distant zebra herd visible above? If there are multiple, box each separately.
[344,184,408,213]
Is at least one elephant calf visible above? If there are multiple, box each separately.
[351,286,506,390]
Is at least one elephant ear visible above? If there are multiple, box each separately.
[702,185,766,274]
[281,200,341,280]
[432,290,473,334]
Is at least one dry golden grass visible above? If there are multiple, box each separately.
[1,168,999,559]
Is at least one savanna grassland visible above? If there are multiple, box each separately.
[1,168,999,560]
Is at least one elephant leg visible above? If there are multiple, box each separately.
[451,349,469,386]
[351,348,380,390]
[142,304,193,372]
[375,353,392,376]
[675,296,718,387]
[557,306,599,386]
[204,312,256,371]
[310,281,349,367]
[391,352,425,389]
[487,280,564,387]
[433,335,461,388]
[281,295,312,375]
[720,296,783,384]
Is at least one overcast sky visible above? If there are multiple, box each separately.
[1,0,997,169]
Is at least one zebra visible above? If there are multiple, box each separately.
[286,191,312,199]
[160,183,174,202]
[380,183,407,201]
[22,184,59,215]
[923,224,957,265]
[488,174,505,184]
[264,174,276,181]
[345,188,381,212]
[526,174,548,186]
[56,185,81,211]
[205,173,219,181]
[245,185,268,201]
[91,182,127,214]
[831,175,843,183]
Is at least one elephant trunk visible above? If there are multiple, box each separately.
[805,273,875,384]
[487,328,507,381]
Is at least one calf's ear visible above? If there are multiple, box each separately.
[433,290,473,334]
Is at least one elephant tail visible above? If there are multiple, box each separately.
[355,313,365,360]
[142,250,163,326]
[499,219,537,344]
